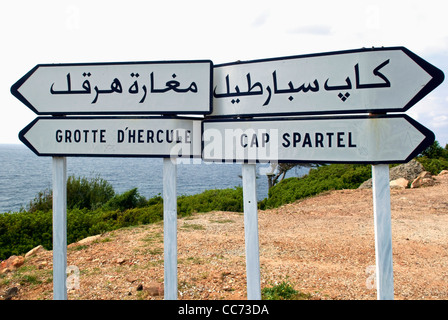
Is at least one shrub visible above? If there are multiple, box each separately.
[67,208,97,243]
[27,175,115,212]
[260,164,371,209]
[262,280,311,300]
[116,205,163,227]
[416,156,448,175]
[420,140,448,159]
[66,175,115,210]
[26,189,53,213]
[103,188,147,211]
[177,187,243,216]
[416,140,448,175]
[0,210,52,259]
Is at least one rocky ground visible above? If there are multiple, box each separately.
[1,171,447,300]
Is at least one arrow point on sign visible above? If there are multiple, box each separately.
[18,117,40,156]
[11,62,212,115]
[402,114,435,162]
[400,47,445,112]
[11,65,41,115]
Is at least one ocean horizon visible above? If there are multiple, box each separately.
[0,144,308,213]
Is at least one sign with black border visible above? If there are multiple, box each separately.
[19,116,202,158]
[211,47,444,117]
[11,60,213,115]
[202,114,434,164]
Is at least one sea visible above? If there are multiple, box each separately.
[0,144,308,213]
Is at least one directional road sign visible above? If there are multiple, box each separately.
[19,116,202,158]
[11,61,213,115]
[211,47,444,117]
[202,115,434,164]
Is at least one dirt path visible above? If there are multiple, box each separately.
[2,174,447,300]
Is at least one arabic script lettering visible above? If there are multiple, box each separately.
[213,60,391,106]
[50,72,198,104]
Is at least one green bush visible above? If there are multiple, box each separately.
[26,189,53,213]
[0,210,52,259]
[67,175,115,210]
[415,140,448,175]
[260,164,371,209]
[416,156,448,175]
[116,204,164,228]
[420,140,448,159]
[27,175,115,212]
[67,208,100,243]
[177,187,243,216]
[262,280,311,300]
[103,188,147,211]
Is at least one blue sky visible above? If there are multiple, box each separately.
[1,0,447,146]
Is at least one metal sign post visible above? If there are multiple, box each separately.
[163,158,178,300]
[372,164,394,299]
[52,157,67,300]
[242,163,261,300]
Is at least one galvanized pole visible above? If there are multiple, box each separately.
[163,158,178,300]
[52,156,67,300]
[242,163,261,300]
[372,164,394,300]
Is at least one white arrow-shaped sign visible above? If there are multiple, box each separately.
[19,117,202,158]
[11,60,213,115]
[211,47,444,117]
[202,115,434,164]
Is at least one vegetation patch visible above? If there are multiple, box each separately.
[262,280,311,300]
[1,141,446,260]
[181,223,206,231]
[209,219,235,224]
[259,163,372,209]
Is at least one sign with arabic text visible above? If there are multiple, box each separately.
[202,115,434,164]
[11,61,213,115]
[19,116,202,158]
[211,47,444,117]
